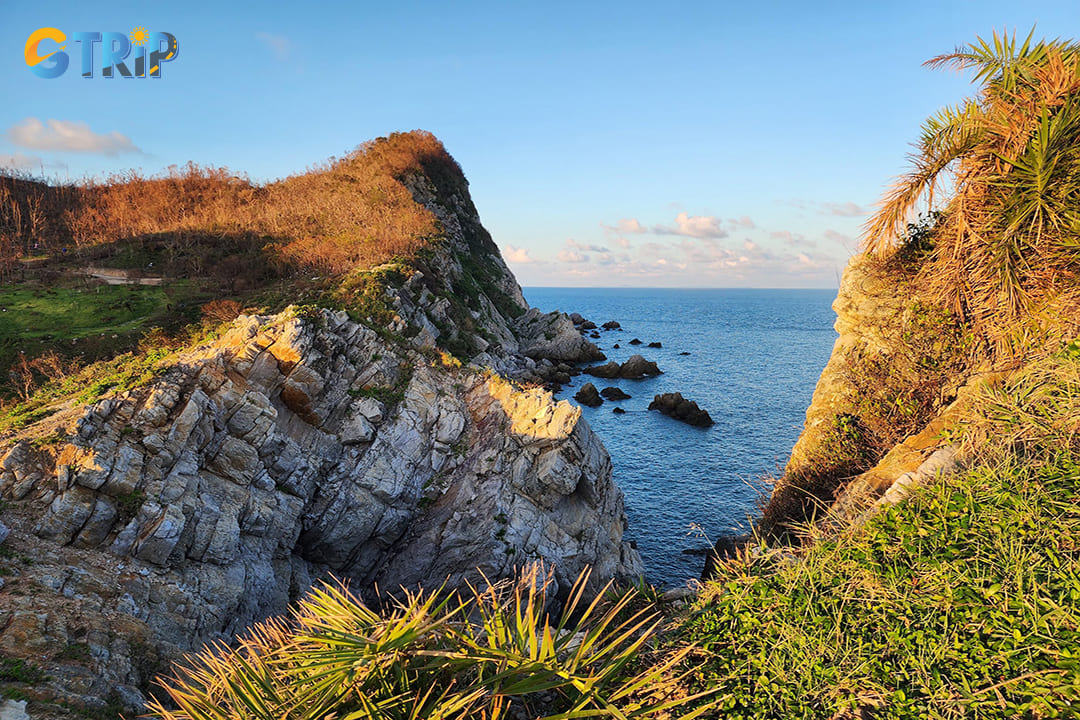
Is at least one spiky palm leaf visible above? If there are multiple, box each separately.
[144,565,719,720]
[863,29,1080,352]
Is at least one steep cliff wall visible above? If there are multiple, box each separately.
[759,253,978,539]
[0,145,639,716]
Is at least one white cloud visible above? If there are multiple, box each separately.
[616,218,648,233]
[567,238,609,253]
[653,212,728,239]
[8,118,141,155]
[0,152,43,171]
[770,230,817,248]
[503,245,536,264]
[729,215,756,229]
[556,248,587,263]
[821,201,866,217]
[256,32,291,60]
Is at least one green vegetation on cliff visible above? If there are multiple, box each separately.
[721,29,1080,719]
[763,29,1080,539]
[682,349,1080,718]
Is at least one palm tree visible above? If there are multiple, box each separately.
[864,30,1080,352]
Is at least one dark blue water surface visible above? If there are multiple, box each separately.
[523,288,837,587]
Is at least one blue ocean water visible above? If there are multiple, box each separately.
[523,288,838,587]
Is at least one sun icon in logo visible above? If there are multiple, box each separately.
[129,26,148,46]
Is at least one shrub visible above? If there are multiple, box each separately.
[200,299,243,324]
[146,564,717,720]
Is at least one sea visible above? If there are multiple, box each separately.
[523,288,838,588]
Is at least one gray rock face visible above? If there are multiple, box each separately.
[0,309,642,712]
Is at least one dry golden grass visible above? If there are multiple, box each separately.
[0,130,459,281]
[863,32,1080,356]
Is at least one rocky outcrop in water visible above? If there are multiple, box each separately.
[648,393,714,427]
[619,355,661,379]
[600,387,631,400]
[584,355,661,381]
[574,383,603,407]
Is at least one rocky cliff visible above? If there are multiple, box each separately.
[759,252,984,540]
[0,147,640,716]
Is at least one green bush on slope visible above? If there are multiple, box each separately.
[682,349,1080,719]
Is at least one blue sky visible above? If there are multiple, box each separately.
[2,1,1078,287]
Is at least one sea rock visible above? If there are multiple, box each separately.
[587,356,661,380]
[569,312,586,325]
[619,355,662,379]
[701,533,750,579]
[678,351,691,356]
[612,407,626,415]
[516,309,606,363]
[600,387,631,400]
[647,341,662,348]
[629,338,642,345]
[574,383,604,407]
[613,343,620,349]
[648,393,714,427]
[584,362,622,379]
[602,321,621,330]
[580,320,598,330]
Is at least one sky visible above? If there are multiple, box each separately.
[2,1,1079,288]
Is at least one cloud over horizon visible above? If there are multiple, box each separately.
[605,212,730,242]
[8,118,141,155]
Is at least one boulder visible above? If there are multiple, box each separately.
[647,341,662,348]
[584,362,622,379]
[517,310,606,363]
[648,393,714,427]
[602,321,621,330]
[701,534,751,580]
[569,312,586,325]
[619,355,661,379]
[600,387,632,400]
[581,321,597,330]
[573,383,603,407]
